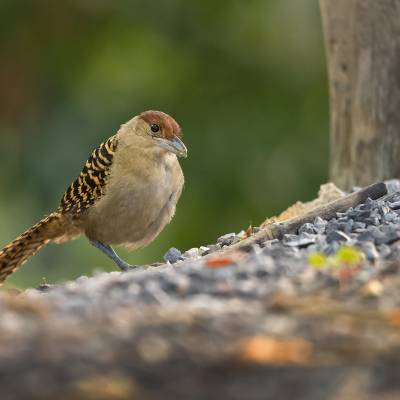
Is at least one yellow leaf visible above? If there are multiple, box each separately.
[308,252,327,269]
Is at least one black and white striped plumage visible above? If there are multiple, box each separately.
[60,136,118,214]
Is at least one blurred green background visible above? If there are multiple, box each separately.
[0,0,328,288]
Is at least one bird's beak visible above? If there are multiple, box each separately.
[155,136,188,158]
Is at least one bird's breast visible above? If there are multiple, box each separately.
[83,151,184,247]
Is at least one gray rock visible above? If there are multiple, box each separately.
[353,221,366,230]
[364,217,380,226]
[363,198,376,210]
[389,200,400,210]
[217,233,236,246]
[314,217,327,234]
[379,205,390,216]
[199,246,210,255]
[231,236,242,245]
[378,244,391,259]
[283,233,316,248]
[384,212,397,223]
[326,230,351,243]
[359,242,379,261]
[298,223,316,235]
[204,244,221,254]
[375,228,400,245]
[336,212,347,218]
[344,220,354,234]
[385,179,400,195]
[182,248,200,259]
[164,247,183,264]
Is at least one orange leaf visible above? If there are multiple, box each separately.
[235,336,313,365]
[205,257,234,268]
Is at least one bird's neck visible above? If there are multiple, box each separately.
[113,143,177,180]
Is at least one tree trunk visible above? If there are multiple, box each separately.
[320,0,400,191]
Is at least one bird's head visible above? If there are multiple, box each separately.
[119,110,187,158]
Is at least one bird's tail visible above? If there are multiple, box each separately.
[0,212,64,283]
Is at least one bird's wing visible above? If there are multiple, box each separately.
[59,136,118,214]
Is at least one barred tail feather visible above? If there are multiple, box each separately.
[0,212,64,283]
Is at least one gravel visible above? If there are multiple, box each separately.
[0,181,390,325]
[19,181,400,314]
[2,181,400,399]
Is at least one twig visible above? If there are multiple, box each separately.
[227,182,387,252]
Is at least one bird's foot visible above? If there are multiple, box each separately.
[89,240,137,272]
[118,263,140,272]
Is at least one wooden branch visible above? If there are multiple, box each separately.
[228,182,387,251]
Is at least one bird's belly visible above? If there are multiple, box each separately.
[84,176,182,248]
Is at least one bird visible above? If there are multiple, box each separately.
[0,110,187,283]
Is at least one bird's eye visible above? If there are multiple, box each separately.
[150,124,160,133]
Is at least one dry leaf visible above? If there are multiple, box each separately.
[205,257,235,268]
[234,336,313,365]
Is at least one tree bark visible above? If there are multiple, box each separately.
[320,0,400,191]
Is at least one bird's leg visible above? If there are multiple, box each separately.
[89,240,133,271]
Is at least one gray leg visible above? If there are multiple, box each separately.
[90,240,133,271]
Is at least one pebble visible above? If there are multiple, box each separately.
[326,230,351,243]
[389,201,400,210]
[361,280,384,297]
[199,246,210,255]
[182,248,200,259]
[298,223,315,235]
[353,221,366,230]
[313,217,327,234]
[217,233,236,246]
[359,241,380,261]
[164,247,183,264]
[283,233,316,248]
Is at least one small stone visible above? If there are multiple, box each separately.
[182,247,200,259]
[231,236,242,245]
[262,239,280,249]
[163,247,182,264]
[326,230,351,243]
[376,229,400,245]
[361,280,384,298]
[324,241,341,254]
[358,231,376,242]
[378,244,391,259]
[349,209,370,219]
[353,221,366,230]
[384,213,397,222]
[298,223,315,235]
[314,217,327,234]
[283,233,316,248]
[363,198,376,209]
[354,228,367,233]
[203,244,221,255]
[359,241,379,261]
[364,217,380,226]
[337,222,349,232]
[343,220,354,234]
[217,233,236,246]
[199,246,210,255]
[379,205,390,216]
[389,200,400,210]
[384,180,400,194]
[326,221,341,232]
